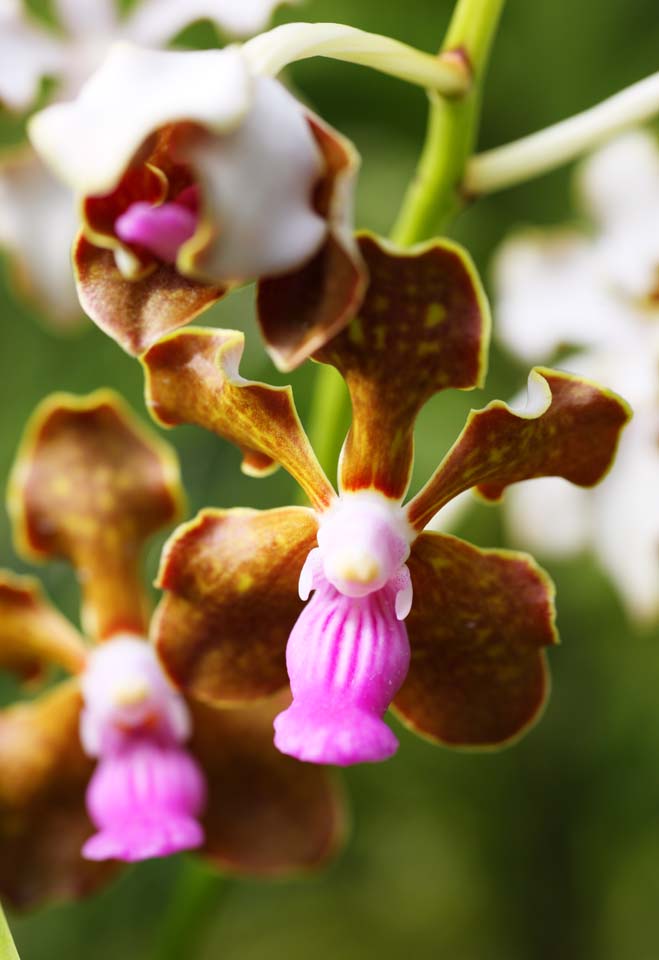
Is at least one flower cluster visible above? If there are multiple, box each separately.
[0,391,342,908]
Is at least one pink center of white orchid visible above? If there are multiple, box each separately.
[79,636,206,862]
[114,186,199,264]
[275,493,414,766]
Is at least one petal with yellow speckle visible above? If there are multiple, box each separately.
[407,367,631,531]
[153,507,318,703]
[393,532,557,747]
[315,232,489,500]
[9,390,184,641]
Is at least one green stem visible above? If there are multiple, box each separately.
[0,903,20,960]
[306,0,505,469]
[391,0,505,244]
[150,860,230,960]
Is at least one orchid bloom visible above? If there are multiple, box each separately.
[0,0,301,329]
[0,391,343,909]
[28,42,364,366]
[140,233,630,766]
[491,130,659,622]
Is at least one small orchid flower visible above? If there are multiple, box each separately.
[0,0,301,329]
[28,42,364,366]
[140,233,630,766]
[491,130,659,622]
[0,391,343,908]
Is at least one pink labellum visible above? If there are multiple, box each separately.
[115,199,198,264]
[83,733,206,862]
[274,575,410,766]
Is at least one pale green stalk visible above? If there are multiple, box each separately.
[308,0,506,476]
[465,69,659,194]
[0,903,20,960]
[150,861,229,960]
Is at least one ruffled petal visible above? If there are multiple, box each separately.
[0,681,116,908]
[125,0,301,44]
[190,695,345,874]
[143,327,335,508]
[0,571,87,683]
[9,391,184,640]
[257,114,365,371]
[315,233,489,499]
[406,367,631,531]
[0,2,66,112]
[153,507,319,702]
[393,532,557,747]
[0,148,82,329]
[74,234,224,355]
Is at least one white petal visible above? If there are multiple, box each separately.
[125,0,300,45]
[578,130,659,227]
[425,489,476,534]
[183,76,325,282]
[29,43,253,196]
[591,410,659,623]
[0,4,66,111]
[54,0,118,38]
[504,476,593,558]
[492,229,628,363]
[0,148,81,328]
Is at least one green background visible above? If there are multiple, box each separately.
[3,1,659,958]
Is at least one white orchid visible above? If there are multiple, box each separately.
[0,0,300,327]
[492,131,659,622]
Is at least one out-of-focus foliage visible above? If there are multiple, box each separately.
[3,0,659,958]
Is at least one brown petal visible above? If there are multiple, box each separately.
[0,571,87,683]
[0,681,116,909]
[257,114,367,372]
[393,532,557,747]
[74,234,225,356]
[153,507,318,703]
[407,367,631,531]
[315,232,489,500]
[9,391,184,640]
[190,694,346,875]
[142,327,335,509]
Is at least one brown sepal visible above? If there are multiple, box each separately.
[0,571,87,682]
[257,114,367,372]
[74,234,225,356]
[393,532,557,748]
[142,327,335,509]
[191,694,345,875]
[407,367,631,530]
[153,507,318,704]
[315,232,489,500]
[0,681,116,909]
[9,390,184,640]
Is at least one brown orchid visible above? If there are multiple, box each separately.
[141,232,631,766]
[0,390,344,909]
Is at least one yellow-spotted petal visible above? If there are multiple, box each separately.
[153,507,318,703]
[407,367,631,531]
[143,327,335,509]
[315,232,489,500]
[9,391,184,640]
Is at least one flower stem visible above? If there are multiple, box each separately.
[306,0,505,473]
[464,70,659,195]
[0,902,20,960]
[391,0,505,244]
[243,23,471,97]
[150,860,229,960]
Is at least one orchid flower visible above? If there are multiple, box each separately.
[0,0,301,329]
[491,130,659,622]
[28,42,364,367]
[0,391,343,909]
[139,233,629,767]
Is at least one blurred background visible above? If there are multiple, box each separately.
[3,1,659,957]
